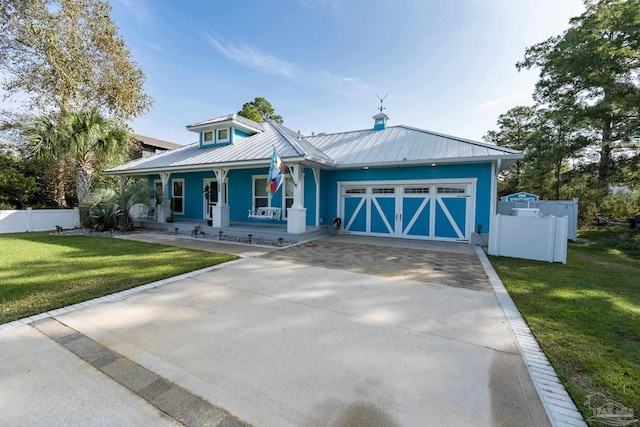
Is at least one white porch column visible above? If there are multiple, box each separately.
[312,168,320,227]
[212,168,229,227]
[158,172,171,223]
[287,164,307,233]
[119,176,128,194]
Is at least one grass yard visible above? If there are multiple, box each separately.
[0,232,238,324]
[489,226,640,423]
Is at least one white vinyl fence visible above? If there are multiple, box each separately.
[0,208,80,234]
[489,214,568,264]
[498,198,578,241]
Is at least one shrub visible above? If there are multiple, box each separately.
[81,181,148,231]
[598,191,640,222]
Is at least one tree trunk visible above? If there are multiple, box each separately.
[76,165,93,204]
[599,119,612,193]
[54,159,67,207]
[555,159,561,200]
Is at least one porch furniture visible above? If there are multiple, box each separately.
[136,205,157,221]
[248,206,281,220]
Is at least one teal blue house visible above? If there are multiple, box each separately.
[106,112,522,243]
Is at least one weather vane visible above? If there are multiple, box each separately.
[376,93,388,112]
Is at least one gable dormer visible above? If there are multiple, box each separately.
[186,113,263,148]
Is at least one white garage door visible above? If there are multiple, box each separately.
[339,179,475,242]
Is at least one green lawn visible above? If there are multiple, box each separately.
[489,227,640,423]
[0,232,238,324]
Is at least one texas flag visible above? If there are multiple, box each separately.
[267,148,286,197]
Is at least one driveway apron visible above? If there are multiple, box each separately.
[1,235,551,427]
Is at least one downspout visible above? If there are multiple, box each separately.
[312,168,320,227]
[490,160,500,218]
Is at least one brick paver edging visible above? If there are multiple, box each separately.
[31,318,250,427]
[475,247,587,427]
[0,258,248,332]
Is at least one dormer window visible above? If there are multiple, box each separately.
[188,114,262,149]
[217,128,230,143]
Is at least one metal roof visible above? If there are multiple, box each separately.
[105,121,334,175]
[186,113,264,133]
[106,118,523,175]
[305,125,523,168]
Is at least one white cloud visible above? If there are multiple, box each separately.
[472,93,531,113]
[473,98,506,113]
[317,70,369,92]
[204,33,298,79]
[202,33,370,94]
[144,42,163,52]
[113,0,155,27]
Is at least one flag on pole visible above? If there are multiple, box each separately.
[267,148,286,197]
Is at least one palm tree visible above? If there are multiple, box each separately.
[67,109,132,203]
[24,109,133,206]
[23,113,71,207]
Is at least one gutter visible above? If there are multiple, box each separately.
[332,154,523,170]
[102,156,337,176]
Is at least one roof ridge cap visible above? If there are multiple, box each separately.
[268,120,307,157]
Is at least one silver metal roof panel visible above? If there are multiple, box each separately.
[305,125,522,168]
[105,121,333,174]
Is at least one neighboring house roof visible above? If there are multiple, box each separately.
[106,117,523,175]
[132,134,181,151]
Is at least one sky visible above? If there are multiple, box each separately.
[102,0,585,145]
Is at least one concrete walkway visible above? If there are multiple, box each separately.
[1,234,554,426]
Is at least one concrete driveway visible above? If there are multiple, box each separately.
[0,235,550,427]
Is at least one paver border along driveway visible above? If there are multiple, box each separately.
[1,235,553,427]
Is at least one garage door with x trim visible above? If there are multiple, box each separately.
[340,179,476,242]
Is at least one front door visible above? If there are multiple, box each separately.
[204,179,218,219]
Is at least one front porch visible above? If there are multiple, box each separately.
[137,217,328,244]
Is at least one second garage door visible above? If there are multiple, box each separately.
[339,179,475,242]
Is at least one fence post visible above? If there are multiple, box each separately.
[26,207,33,232]
[488,214,501,256]
[73,207,80,228]
[547,215,558,263]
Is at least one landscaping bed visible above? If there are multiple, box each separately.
[489,226,640,424]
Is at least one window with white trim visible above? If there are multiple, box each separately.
[217,128,230,143]
[437,186,466,194]
[344,188,366,195]
[203,131,213,143]
[372,188,395,194]
[253,177,268,209]
[172,179,185,214]
[404,187,430,194]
